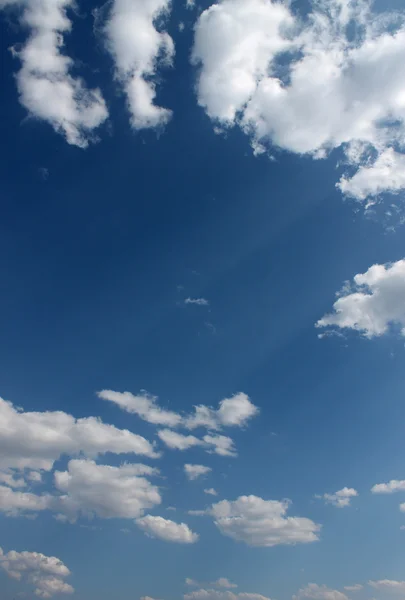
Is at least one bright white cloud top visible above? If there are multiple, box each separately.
[136,515,199,543]
[103,0,174,129]
[371,480,405,494]
[0,546,74,598]
[192,0,405,202]
[317,488,358,508]
[316,259,405,338]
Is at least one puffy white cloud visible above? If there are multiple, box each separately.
[184,297,210,306]
[192,0,405,203]
[317,487,358,508]
[204,488,218,496]
[0,395,158,473]
[2,0,108,147]
[103,0,173,129]
[293,584,349,600]
[344,586,363,592]
[136,515,199,543]
[184,464,212,480]
[184,590,269,600]
[53,459,161,520]
[0,485,52,516]
[203,434,237,457]
[316,260,405,338]
[98,390,182,427]
[371,480,405,494]
[208,495,320,547]
[0,546,73,598]
[158,429,204,451]
[368,581,405,593]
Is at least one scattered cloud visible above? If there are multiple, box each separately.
[186,578,237,589]
[98,390,182,427]
[192,0,405,204]
[371,480,405,494]
[158,429,204,451]
[368,581,405,593]
[316,260,405,338]
[0,546,73,598]
[184,297,209,306]
[204,488,218,496]
[136,515,199,543]
[293,584,349,600]
[103,0,173,129]
[344,586,363,592]
[203,434,237,457]
[317,488,358,508]
[184,464,212,481]
[0,396,159,474]
[2,0,108,147]
[207,495,320,547]
[184,590,269,600]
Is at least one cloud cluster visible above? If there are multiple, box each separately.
[371,480,405,494]
[103,0,173,129]
[192,0,405,202]
[136,514,199,543]
[316,259,405,338]
[0,546,73,598]
[317,487,358,508]
[207,495,320,547]
[1,0,108,147]
[293,584,348,600]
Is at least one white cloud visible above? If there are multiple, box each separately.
[204,488,218,496]
[184,297,210,306]
[0,485,52,516]
[368,581,405,594]
[53,459,161,521]
[158,429,204,451]
[203,434,237,457]
[399,503,405,512]
[0,395,158,473]
[103,0,173,129]
[293,584,349,600]
[184,590,269,600]
[316,260,405,338]
[317,487,358,508]
[208,495,320,547]
[344,586,363,592]
[98,390,182,427]
[184,464,212,480]
[0,546,73,598]
[192,0,405,203]
[136,515,199,543]
[2,0,108,147]
[371,480,405,494]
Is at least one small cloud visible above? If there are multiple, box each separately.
[184,464,212,481]
[179,22,185,32]
[204,488,218,496]
[185,297,209,307]
[316,487,358,508]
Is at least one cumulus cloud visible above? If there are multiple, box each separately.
[98,390,182,427]
[184,464,212,480]
[368,581,405,593]
[0,546,73,598]
[371,480,405,494]
[0,395,158,474]
[316,260,405,338]
[158,429,204,451]
[0,484,52,516]
[103,0,173,129]
[184,297,210,306]
[100,390,258,432]
[317,487,358,508]
[203,434,237,457]
[207,495,320,547]
[184,590,269,600]
[136,515,199,543]
[204,488,218,496]
[1,0,108,147]
[192,0,405,203]
[293,585,349,600]
[53,459,161,521]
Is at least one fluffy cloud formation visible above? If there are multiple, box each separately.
[0,485,52,516]
[293,584,349,600]
[368,581,405,593]
[1,0,108,147]
[207,495,320,547]
[136,515,199,543]
[317,487,358,508]
[184,590,269,600]
[103,0,173,129]
[192,0,405,203]
[53,460,161,521]
[0,546,73,598]
[316,260,405,338]
[100,390,258,431]
[184,464,212,480]
[371,480,405,494]
[0,396,158,474]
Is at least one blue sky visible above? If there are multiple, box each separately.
[2,0,405,599]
